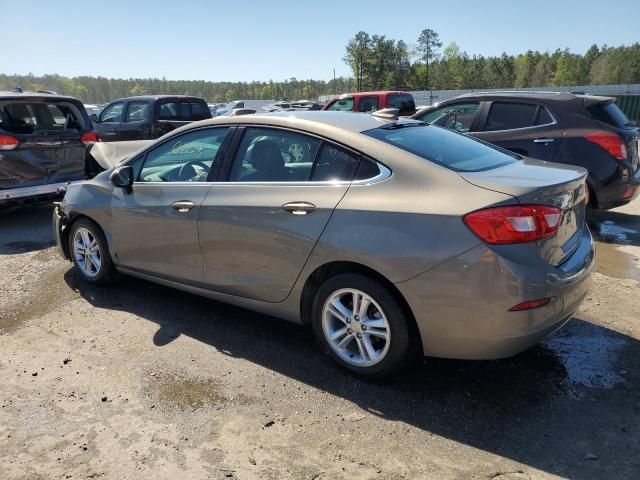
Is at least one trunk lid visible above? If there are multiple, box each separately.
[460,158,588,266]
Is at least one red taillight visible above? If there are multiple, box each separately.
[584,131,627,160]
[509,298,551,312]
[463,204,562,245]
[0,134,19,150]
[80,131,100,146]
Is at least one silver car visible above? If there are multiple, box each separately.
[54,111,594,378]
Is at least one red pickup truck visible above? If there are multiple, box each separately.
[322,91,416,116]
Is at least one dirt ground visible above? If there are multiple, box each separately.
[0,199,639,480]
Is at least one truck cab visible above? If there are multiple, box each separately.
[322,91,416,116]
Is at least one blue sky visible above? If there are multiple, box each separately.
[3,0,638,82]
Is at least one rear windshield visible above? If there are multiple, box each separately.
[0,101,85,135]
[158,99,212,121]
[364,124,518,172]
[586,102,631,128]
[387,94,416,115]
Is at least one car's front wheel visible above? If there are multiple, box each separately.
[311,273,416,379]
[68,218,117,285]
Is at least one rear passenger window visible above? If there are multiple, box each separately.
[190,101,211,120]
[311,145,359,181]
[485,102,538,131]
[159,102,179,120]
[388,94,416,115]
[354,158,381,180]
[534,107,553,125]
[229,128,321,182]
[125,102,148,122]
[357,96,379,113]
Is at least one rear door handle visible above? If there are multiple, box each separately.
[282,201,316,215]
[171,200,195,213]
[533,138,555,144]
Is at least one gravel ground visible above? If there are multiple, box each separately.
[0,201,639,480]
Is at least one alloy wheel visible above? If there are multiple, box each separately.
[72,227,101,278]
[321,288,391,367]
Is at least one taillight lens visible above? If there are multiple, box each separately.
[509,298,551,311]
[80,131,100,146]
[0,134,19,150]
[584,131,627,160]
[463,204,563,245]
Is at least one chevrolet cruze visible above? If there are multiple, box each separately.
[54,111,594,378]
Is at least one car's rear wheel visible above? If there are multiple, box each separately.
[69,218,117,285]
[311,273,415,379]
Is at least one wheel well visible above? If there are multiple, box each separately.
[61,214,101,258]
[300,261,422,350]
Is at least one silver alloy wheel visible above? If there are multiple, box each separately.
[72,227,101,278]
[321,288,391,367]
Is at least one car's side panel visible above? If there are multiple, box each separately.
[110,183,212,282]
[197,183,350,302]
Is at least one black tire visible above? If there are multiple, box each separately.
[311,273,417,379]
[68,217,118,285]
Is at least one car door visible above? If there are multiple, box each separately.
[119,101,151,140]
[417,101,482,133]
[198,126,361,302]
[110,126,233,282]
[472,101,561,160]
[95,101,125,141]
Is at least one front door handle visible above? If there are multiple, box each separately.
[171,200,195,213]
[533,138,555,144]
[282,201,316,215]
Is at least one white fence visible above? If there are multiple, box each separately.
[319,84,640,106]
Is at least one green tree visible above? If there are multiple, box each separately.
[416,28,442,90]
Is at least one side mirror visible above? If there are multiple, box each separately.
[110,165,134,192]
[90,114,98,122]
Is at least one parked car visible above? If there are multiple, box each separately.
[322,91,416,116]
[0,91,97,205]
[217,100,276,116]
[412,92,640,211]
[54,111,593,378]
[92,95,211,142]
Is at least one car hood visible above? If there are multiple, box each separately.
[89,140,154,169]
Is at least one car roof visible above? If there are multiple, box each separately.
[188,111,419,134]
[109,95,205,102]
[335,91,412,98]
[0,91,82,102]
[455,91,614,103]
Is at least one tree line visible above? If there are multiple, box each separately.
[0,74,356,104]
[344,30,640,91]
[0,31,638,104]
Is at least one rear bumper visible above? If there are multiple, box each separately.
[0,182,69,205]
[595,166,640,210]
[396,228,595,359]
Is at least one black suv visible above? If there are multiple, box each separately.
[0,91,97,206]
[413,92,640,210]
[93,95,211,142]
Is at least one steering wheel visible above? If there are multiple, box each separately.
[178,161,210,181]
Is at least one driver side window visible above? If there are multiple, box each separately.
[138,127,229,182]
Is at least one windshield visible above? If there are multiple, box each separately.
[364,124,518,172]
